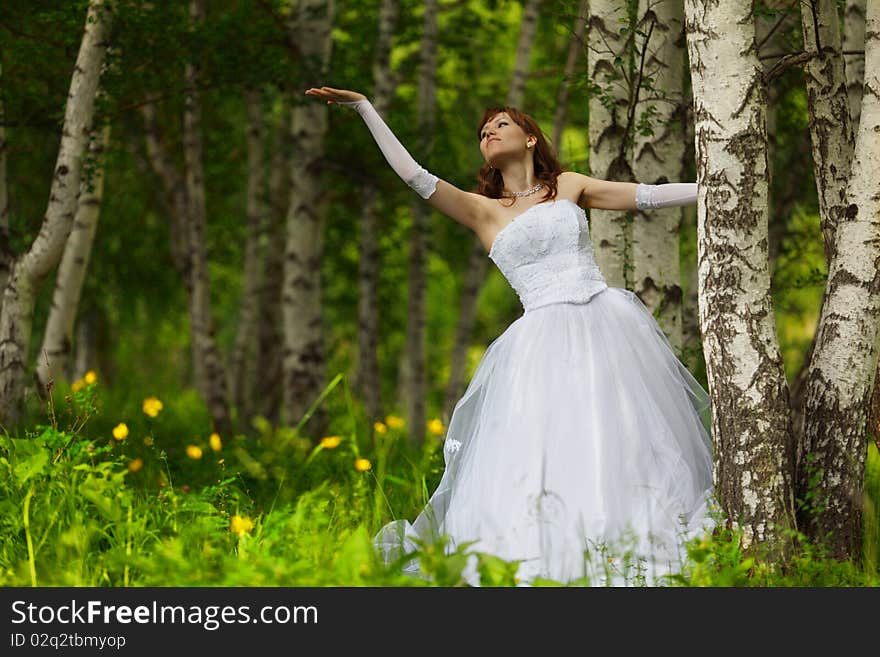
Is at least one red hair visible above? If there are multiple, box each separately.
[476,106,562,205]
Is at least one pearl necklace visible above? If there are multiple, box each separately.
[502,182,543,198]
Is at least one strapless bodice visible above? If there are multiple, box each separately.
[488,199,608,313]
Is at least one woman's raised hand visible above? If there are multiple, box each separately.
[304,86,367,105]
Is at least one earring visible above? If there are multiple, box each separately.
[527,142,532,149]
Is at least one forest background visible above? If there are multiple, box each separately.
[0,0,877,587]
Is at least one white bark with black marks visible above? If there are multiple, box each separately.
[588,0,634,288]
[283,0,334,434]
[0,0,111,424]
[36,123,111,390]
[800,1,880,558]
[632,0,685,353]
[684,0,796,549]
[843,0,867,128]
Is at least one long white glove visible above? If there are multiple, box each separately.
[635,182,697,210]
[338,98,439,200]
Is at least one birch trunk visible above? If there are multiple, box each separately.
[684,0,796,549]
[588,0,633,288]
[231,88,266,424]
[140,101,189,281]
[801,0,855,266]
[441,0,542,424]
[356,0,398,433]
[552,0,589,161]
[0,58,10,301]
[0,0,111,424]
[799,2,880,558]
[843,0,867,128]
[631,0,685,352]
[35,122,111,389]
[509,0,541,107]
[399,0,438,447]
[184,0,230,433]
[283,0,334,435]
[254,103,288,425]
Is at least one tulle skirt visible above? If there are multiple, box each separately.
[375,286,716,586]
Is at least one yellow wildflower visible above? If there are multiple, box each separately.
[373,421,387,435]
[185,444,203,459]
[143,436,154,447]
[354,458,372,472]
[209,432,222,452]
[112,423,129,441]
[142,396,164,418]
[230,514,254,536]
[83,370,97,384]
[71,380,85,393]
[385,414,405,429]
[426,418,445,436]
[127,458,144,473]
[320,436,341,449]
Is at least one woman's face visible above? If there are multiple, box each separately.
[479,112,534,166]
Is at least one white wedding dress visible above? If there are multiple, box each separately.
[375,198,716,586]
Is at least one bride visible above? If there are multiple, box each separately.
[305,86,716,586]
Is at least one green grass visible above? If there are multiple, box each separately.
[1,374,878,587]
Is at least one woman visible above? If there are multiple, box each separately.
[305,86,715,586]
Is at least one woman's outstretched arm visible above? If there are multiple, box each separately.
[304,86,489,231]
[561,171,697,212]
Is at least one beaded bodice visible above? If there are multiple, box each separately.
[488,199,608,313]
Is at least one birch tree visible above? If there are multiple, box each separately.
[283,0,334,435]
[587,0,635,288]
[231,87,266,424]
[35,120,112,389]
[552,0,589,162]
[0,57,9,300]
[0,0,111,424]
[183,0,230,433]
[843,0,866,128]
[253,102,288,425]
[356,0,398,433]
[398,0,439,447]
[798,0,880,558]
[684,0,796,549]
[631,0,686,352]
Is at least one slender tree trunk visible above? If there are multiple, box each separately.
[843,0,867,128]
[0,0,111,425]
[631,0,685,352]
[253,102,288,426]
[140,101,190,281]
[0,57,10,302]
[801,0,855,266]
[183,0,230,433]
[441,0,542,425]
[799,2,880,558]
[552,0,589,162]
[509,0,542,106]
[72,306,99,382]
[356,0,398,435]
[399,0,439,447]
[842,0,877,476]
[283,0,334,436]
[36,122,111,389]
[588,0,633,288]
[684,0,796,550]
[231,87,266,426]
